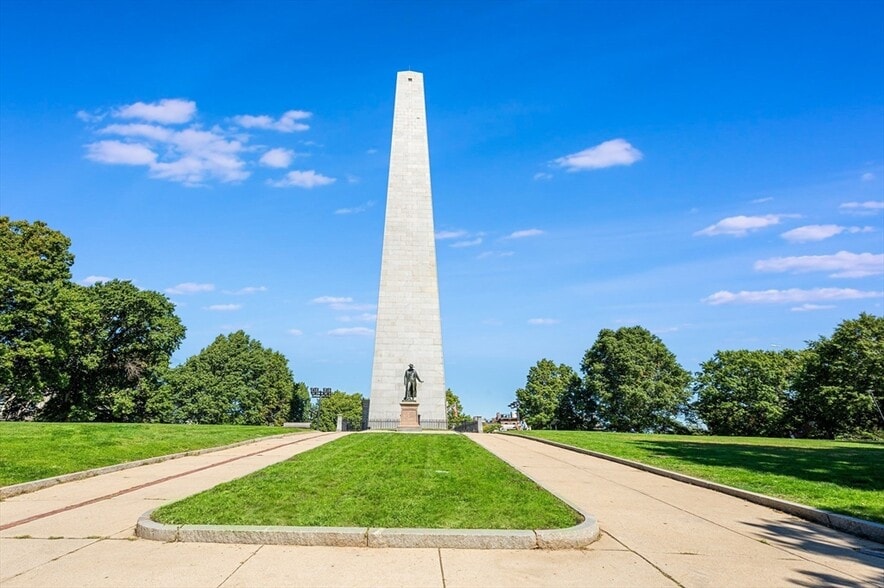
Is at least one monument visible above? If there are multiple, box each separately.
[368,71,447,430]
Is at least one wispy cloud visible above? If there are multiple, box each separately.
[695,214,796,237]
[335,201,375,215]
[781,224,874,243]
[754,251,884,278]
[505,229,544,239]
[435,230,468,240]
[259,148,296,168]
[533,172,553,181]
[287,328,303,336]
[840,200,884,214]
[81,275,112,286]
[528,318,559,325]
[552,139,643,172]
[328,327,374,337]
[477,251,515,260]
[227,286,268,295]
[166,282,215,295]
[312,296,374,311]
[861,172,875,182]
[702,287,882,305]
[312,296,353,305]
[337,313,377,323]
[268,170,335,188]
[116,99,196,124]
[752,197,774,204]
[205,303,242,311]
[232,110,312,133]
[451,238,483,248]
[791,304,835,312]
[86,140,157,165]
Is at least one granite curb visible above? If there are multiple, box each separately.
[0,432,312,500]
[135,510,599,549]
[509,433,884,544]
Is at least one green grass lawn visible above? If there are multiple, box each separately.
[514,430,884,524]
[153,433,581,529]
[0,422,304,486]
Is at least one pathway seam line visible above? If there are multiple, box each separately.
[507,433,884,544]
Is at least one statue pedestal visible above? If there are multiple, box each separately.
[398,401,422,431]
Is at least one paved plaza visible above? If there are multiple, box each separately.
[1,432,881,587]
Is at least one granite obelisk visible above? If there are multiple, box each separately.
[368,71,446,429]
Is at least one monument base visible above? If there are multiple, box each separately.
[398,401,422,431]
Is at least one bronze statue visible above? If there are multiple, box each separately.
[403,364,422,401]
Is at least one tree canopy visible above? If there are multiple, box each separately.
[162,331,295,426]
[515,359,584,429]
[312,391,364,431]
[692,349,803,437]
[582,326,691,433]
[789,313,884,438]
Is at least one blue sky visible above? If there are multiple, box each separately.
[2,1,882,419]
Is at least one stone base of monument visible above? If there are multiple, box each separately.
[397,401,422,431]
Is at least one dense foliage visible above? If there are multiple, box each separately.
[1,218,306,426]
[692,349,804,436]
[160,331,296,425]
[515,359,584,430]
[515,316,883,438]
[312,390,364,431]
[446,388,472,428]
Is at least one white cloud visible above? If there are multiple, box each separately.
[840,201,884,214]
[99,123,174,142]
[435,230,468,240]
[702,287,882,305]
[752,197,774,204]
[528,318,559,325]
[694,214,795,237]
[861,172,875,181]
[533,172,553,181]
[791,304,835,312]
[206,304,242,311]
[505,229,545,239]
[331,302,376,311]
[287,328,303,336]
[116,99,196,124]
[233,110,312,132]
[312,296,353,305]
[166,282,215,295]
[76,110,104,123]
[477,251,515,259]
[337,313,377,323]
[268,170,335,188]
[335,201,375,215]
[259,148,296,168]
[451,238,483,248]
[328,327,374,337]
[366,148,378,155]
[85,140,157,165]
[81,275,112,285]
[781,224,874,243]
[754,251,884,278]
[227,286,267,295]
[552,139,643,171]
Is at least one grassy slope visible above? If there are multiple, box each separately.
[153,433,581,529]
[515,431,884,524]
[0,422,300,486]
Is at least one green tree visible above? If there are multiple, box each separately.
[0,218,74,419]
[289,381,311,422]
[790,313,884,438]
[692,349,803,436]
[312,391,363,431]
[41,280,185,421]
[166,331,294,425]
[515,359,585,429]
[583,326,691,433]
[446,388,471,428]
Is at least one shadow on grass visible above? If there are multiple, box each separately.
[740,516,884,587]
[630,440,883,492]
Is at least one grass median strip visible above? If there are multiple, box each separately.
[514,430,884,524]
[152,433,581,529]
[0,422,304,486]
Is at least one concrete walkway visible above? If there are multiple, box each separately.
[1,432,881,587]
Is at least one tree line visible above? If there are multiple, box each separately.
[1,217,310,425]
[515,316,883,439]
